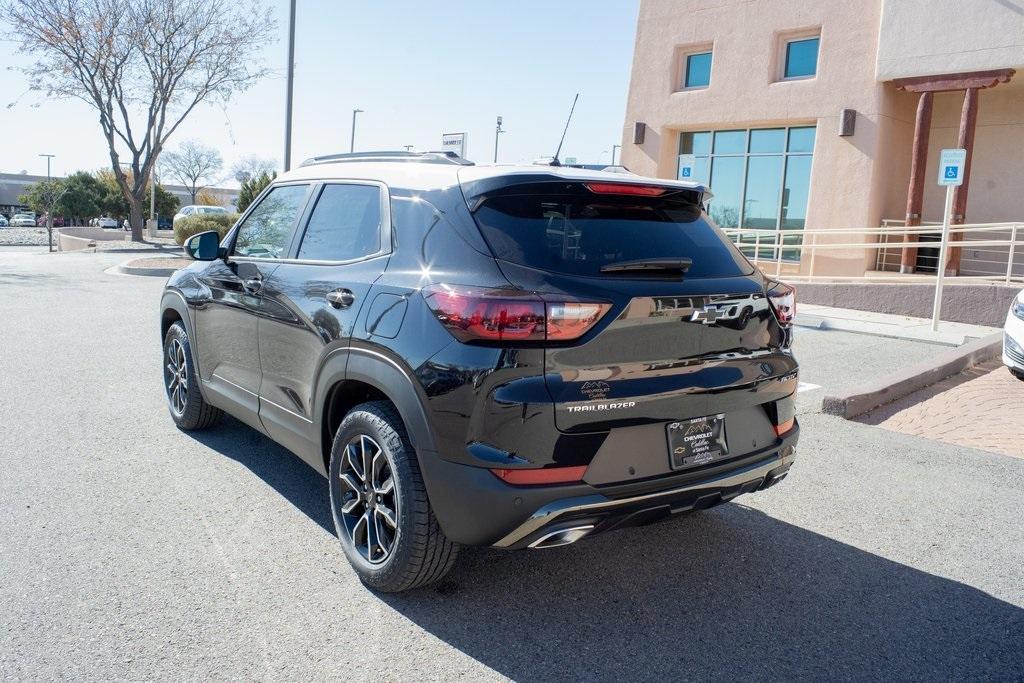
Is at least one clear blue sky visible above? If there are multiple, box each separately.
[0,0,639,183]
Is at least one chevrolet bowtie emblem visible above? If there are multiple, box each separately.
[691,306,722,324]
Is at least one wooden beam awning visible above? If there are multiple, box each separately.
[893,68,1015,93]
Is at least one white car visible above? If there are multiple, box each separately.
[173,205,228,225]
[92,216,119,229]
[10,213,36,227]
[1004,289,1024,381]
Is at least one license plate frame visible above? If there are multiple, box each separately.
[667,414,729,470]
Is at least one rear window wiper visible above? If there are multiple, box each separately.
[599,258,692,275]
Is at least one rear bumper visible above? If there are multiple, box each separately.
[418,422,799,548]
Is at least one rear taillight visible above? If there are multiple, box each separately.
[773,417,795,437]
[766,281,796,326]
[422,284,610,343]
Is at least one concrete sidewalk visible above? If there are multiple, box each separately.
[796,303,1000,347]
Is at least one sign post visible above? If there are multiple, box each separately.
[932,148,966,331]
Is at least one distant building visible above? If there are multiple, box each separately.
[622,0,1023,276]
[0,172,239,218]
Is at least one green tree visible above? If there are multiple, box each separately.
[18,178,65,215]
[237,171,275,213]
[152,184,180,220]
[57,171,103,225]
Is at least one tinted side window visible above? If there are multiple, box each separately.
[234,185,309,259]
[297,184,382,261]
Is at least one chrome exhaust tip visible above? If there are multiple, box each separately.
[527,524,595,549]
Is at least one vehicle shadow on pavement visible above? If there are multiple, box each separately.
[381,505,1024,681]
[184,419,1024,680]
[184,417,337,536]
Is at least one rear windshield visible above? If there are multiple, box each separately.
[471,183,753,278]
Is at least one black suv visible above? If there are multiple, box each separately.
[160,151,799,592]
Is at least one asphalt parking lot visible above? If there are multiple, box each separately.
[2,248,1022,680]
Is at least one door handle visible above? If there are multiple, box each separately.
[326,288,356,309]
[243,278,263,294]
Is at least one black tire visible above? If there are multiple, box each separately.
[328,401,459,592]
[162,321,222,430]
[1011,368,1024,382]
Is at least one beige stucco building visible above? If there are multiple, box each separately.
[621,0,1024,277]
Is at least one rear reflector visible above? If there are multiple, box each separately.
[491,465,588,485]
[767,281,796,326]
[583,182,667,197]
[773,417,795,436]
[422,284,610,343]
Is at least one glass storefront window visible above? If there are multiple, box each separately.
[713,130,746,155]
[678,125,816,262]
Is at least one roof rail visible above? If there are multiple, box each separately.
[299,150,475,168]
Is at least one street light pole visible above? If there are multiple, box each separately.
[39,153,55,251]
[611,144,621,166]
[350,109,364,153]
[283,0,296,171]
[493,115,504,163]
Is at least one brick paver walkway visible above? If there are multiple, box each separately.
[858,361,1024,459]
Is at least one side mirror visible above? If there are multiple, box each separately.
[184,230,222,261]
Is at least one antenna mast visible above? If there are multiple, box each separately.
[551,93,579,166]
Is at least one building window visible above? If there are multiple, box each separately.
[784,36,819,79]
[684,51,712,88]
[679,126,816,261]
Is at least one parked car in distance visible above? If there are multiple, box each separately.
[0,215,8,228]
[1003,289,1024,381]
[91,216,119,229]
[173,205,229,225]
[10,213,37,227]
[160,151,799,592]
[37,214,65,228]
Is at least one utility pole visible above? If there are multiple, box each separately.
[39,153,55,252]
[283,0,296,171]
[611,144,621,166]
[350,109,364,153]
[493,116,504,163]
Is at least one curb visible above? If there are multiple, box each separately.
[821,332,1004,419]
[113,263,178,277]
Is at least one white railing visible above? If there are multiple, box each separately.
[722,222,1024,286]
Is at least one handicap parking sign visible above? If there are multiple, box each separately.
[938,149,966,186]
[677,154,696,181]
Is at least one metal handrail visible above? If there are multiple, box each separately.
[721,221,1024,286]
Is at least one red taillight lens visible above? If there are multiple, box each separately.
[773,417,795,436]
[490,465,588,485]
[767,281,796,326]
[423,285,610,343]
[583,182,667,196]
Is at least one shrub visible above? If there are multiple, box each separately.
[173,212,238,245]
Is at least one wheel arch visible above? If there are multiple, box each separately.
[316,348,438,472]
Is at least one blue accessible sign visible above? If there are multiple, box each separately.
[937,149,967,186]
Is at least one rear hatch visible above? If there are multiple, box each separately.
[463,175,797,434]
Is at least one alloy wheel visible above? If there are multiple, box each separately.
[338,434,399,565]
[164,338,188,415]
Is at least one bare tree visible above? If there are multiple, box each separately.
[232,155,278,184]
[2,0,275,240]
[163,140,223,204]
